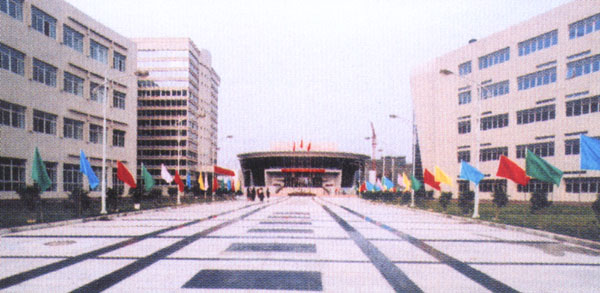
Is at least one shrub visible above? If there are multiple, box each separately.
[68,188,91,215]
[530,190,551,213]
[439,192,452,211]
[401,191,412,204]
[16,185,41,211]
[167,187,178,197]
[426,190,434,199]
[148,188,163,200]
[458,190,474,215]
[591,194,600,223]
[492,186,509,220]
[106,188,120,212]
[131,186,143,204]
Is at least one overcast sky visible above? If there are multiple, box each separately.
[67,0,572,169]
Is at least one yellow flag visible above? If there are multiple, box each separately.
[234,178,241,192]
[434,166,453,186]
[198,172,206,191]
[402,173,411,192]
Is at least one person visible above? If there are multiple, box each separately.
[257,188,264,202]
[246,187,251,201]
[266,188,270,201]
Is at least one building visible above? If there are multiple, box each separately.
[0,0,137,198]
[135,38,220,186]
[238,142,369,196]
[410,0,600,202]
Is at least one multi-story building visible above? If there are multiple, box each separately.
[411,0,600,202]
[0,0,137,198]
[135,38,220,186]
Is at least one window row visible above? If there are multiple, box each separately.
[478,179,506,193]
[516,141,554,158]
[566,95,600,117]
[0,42,25,75]
[479,47,510,70]
[137,140,187,147]
[516,104,555,125]
[517,67,556,91]
[458,120,471,134]
[0,100,25,128]
[0,0,22,20]
[565,177,600,193]
[138,89,188,97]
[138,149,187,157]
[517,179,554,193]
[137,109,187,117]
[458,61,471,76]
[457,150,470,163]
[481,80,509,100]
[458,91,471,105]
[480,113,508,131]
[569,12,600,39]
[138,99,187,108]
[480,147,508,162]
[566,54,600,79]
[138,129,186,137]
[518,30,557,56]
[138,119,187,127]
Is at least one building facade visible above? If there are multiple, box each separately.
[135,38,220,185]
[0,0,137,198]
[410,0,600,202]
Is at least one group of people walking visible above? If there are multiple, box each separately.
[246,187,270,202]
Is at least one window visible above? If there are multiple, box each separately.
[479,179,506,193]
[63,25,83,53]
[113,129,125,147]
[32,58,56,87]
[0,0,23,20]
[113,52,126,72]
[90,124,102,144]
[517,179,553,193]
[516,142,554,158]
[566,54,600,79]
[565,177,600,193]
[113,91,126,109]
[0,42,24,75]
[569,13,600,39]
[565,139,580,155]
[0,100,25,128]
[112,168,124,194]
[31,6,56,39]
[458,91,471,105]
[457,150,470,163]
[90,40,108,64]
[63,164,82,192]
[480,113,509,131]
[517,105,555,125]
[64,72,84,96]
[90,82,105,103]
[64,118,83,140]
[0,157,25,191]
[45,162,57,192]
[33,110,56,135]
[479,47,510,69]
[458,120,471,134]
[480,147,508,162]
[518,30,558,56]
[481,80,509,100]
[458,61,471,76]
[566,95,600,117]
[517,67,556,90]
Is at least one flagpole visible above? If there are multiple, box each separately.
[100,73,108,214]
[177,118,181,205]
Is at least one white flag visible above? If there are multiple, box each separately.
[161,164,173,184]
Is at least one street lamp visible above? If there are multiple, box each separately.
[389,113,417,207]
[92,70,147,214]
[440,68,483,218]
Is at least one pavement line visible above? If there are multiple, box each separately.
[336,204,519,293]
[320,204,423,292]
[0,201,263,290]
[71,203,274,292]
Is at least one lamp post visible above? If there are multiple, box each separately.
[440,68,483,218]
[389,113,417,207]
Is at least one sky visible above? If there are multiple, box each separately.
[66,0,572,169]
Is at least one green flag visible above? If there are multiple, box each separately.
[141,163,155,192]
[525,149,563,186]
[31,147,52,192]
[410,175,422,191]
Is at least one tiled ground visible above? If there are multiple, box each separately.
[0,196,599,292]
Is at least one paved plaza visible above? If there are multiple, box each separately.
[0,196,599,292]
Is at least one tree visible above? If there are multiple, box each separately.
[591,194,600,223]
[68,187,91,217]
[458,190,474,215]
[16,185,42,222]
[492,185,509,220]
[106,188,120,213]
[530,190,551,214]
[439,192,452,212]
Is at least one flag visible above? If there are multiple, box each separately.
[581,134,600,170]
[366,181,375,191]
[402,173,411,192]
[198,172,206,191]
[359,182,366,192]
[293,142,296,152]
[424,169,441,191]
[186,173,191,187]
[307,142,311,152]
[117,161,136,188]
[300,139,304,149]
[526,150,563,186]
[174,170,184,192]
[410,175,422,191]
[161,164,173,184]
[375,178,383,191]
[205,173,209,191]
[141,163,155,192]
[227,178,232,191]
[459,161,484,185]
[79,150,99,190]
[31,147,52,192]
[496,155,530,186]
[434,166,453,187]
[235,178,241,192]
[382,176,394,190]
[212,176,218,192]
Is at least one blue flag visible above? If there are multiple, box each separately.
[382,176,394,190]
[227,178,232,191]
[186,173,191,187]
[366,181,375,192]
[581,135,600,170]
[459,161,484,185]
[80,150,99,189]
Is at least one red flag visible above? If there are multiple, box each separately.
[212,176,218,192]
[359,182,366,192]
[117,161,136,188]
[174,170,184,192]
[497,155,530,186]
[424,168,441,191]
[307,142,311,152]
[293,142,296,152]
[300,139,303,149]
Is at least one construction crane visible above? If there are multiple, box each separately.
[370,121,377,171]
